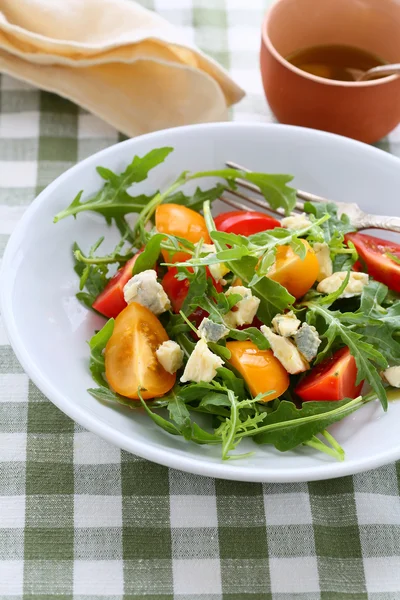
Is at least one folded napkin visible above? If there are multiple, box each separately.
[0,0,245,136]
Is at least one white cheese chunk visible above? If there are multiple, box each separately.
[209,260,230,282]
[317,271,369,298]
[198,318,229,343]
[272,311,301,337]
[314,242,333,282]
[261,326,309,374]
[180,339,224,383]
[195,242,230,282]
[198,243,216,254]
[294,323,321,361]
[123,269,171,315]
[224,286,260,328]
[156,340,184,374]
[281,213,311,230]
[382,366,400,388]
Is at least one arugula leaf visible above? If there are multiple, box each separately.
[305,301,388,409]
[208,342,231,361]
[54,147,173,223]
[223,254,294,323]
[228,327,270,350]
[200,253,294,326]
[360,280,389,315]
[87,386,169,410]
[175,333,196,360]
[198,392,231,417]
[163,387,193,440]
[88,386,136,408]
[73,242,109,308]
[220,390,240,458]
[216,367,246,399]
[251,274,295,324]
[304,201,355,242]
[332,248,358,272]
[188,169,297,215]
[166,184,225,211]
[140,391,222,444]
[351,281,400,365]
[245,173,297,215]
[139,396,182,435]
[88,319,114,387]
[131,233,163,275]
[250,395,373,450]
[181,268,208,315]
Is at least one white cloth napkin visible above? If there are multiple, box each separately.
[0,0,245,136]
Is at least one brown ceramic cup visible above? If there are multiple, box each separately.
[260,0,400,143]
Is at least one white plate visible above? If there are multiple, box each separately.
[1,122,400,482]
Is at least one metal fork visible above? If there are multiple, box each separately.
[220,160,400,234]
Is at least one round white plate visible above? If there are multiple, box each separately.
[1,122,400,482]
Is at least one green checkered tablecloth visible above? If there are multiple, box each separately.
[1,0,400,598]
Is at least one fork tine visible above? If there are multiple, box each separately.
[226,187,301,216]
[229,184,304,213]
[226,160,330,205]
[220,194,256,212]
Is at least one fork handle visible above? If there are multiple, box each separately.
[357,214,400,234]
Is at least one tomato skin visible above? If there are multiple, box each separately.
[92,251,142,319]
[226,341,290,400]
[346,232,400,293]
[156,203,211,263]
[161,268,189,313]
[161,267,222,313]
[267,240,319,298]
[214,211,280,236]
[105,302,176,400]
[295,347,363,402]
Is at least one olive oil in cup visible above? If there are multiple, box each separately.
[260,0,400,143]
[286,44,387,82]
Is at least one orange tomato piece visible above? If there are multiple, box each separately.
[105,302,176,400]
[267,240,319,298]
[226,341,289,401]
[155,203,211,263]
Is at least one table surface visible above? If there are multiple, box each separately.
[1,0,400,598]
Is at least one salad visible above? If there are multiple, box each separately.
[54,146,400,461]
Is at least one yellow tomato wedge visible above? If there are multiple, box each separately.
[226,341,289,401]
[267,239,319,298]
[156,203,211,263]
[105,302,176,400]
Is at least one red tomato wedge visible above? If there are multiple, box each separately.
[92,251,142,319]
[345,232,400,293]
[161,268,190,313]
[295,347,363,402]
[214,210,280,236]
[161,267,222,313]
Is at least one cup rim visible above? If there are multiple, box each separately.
[262,0,399,88]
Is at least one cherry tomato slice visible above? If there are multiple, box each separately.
[161,267,222,313]
[156,203,211,264]
[267,240,319,298]
[214,211,280,236]
[92,251,142,319]
[161,268,190,313]
[105,302,176,400]
[226,341,290,400]
[295,347,363,402]
[345,232,400,293]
